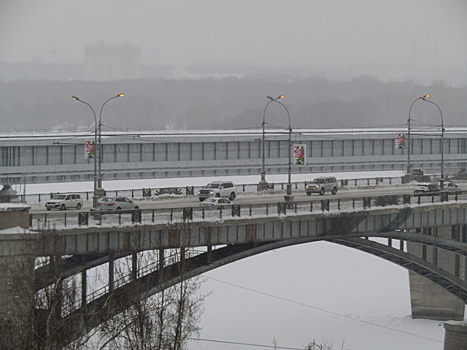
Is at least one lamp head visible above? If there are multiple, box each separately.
[72,96,80,101]
[421,94,430,100]
[267,95,284,101]
[117,93,124,97]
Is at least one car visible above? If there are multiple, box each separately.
[414,183,441,194]
[443,181,459,192]
[97,196,139,211]
[431,178,459,191]
[199,197,233,209]
[305,176,338,196]
[45,193,83,211]
[197,181,237,201]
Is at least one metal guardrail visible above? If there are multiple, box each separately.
[29,189,465,230]
[20,176,402,204]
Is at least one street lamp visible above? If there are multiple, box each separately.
[259,95,284,190]
[72,93,124,208]
[407,94,429,175]
[420,95,445,189]
[259,95,293,202]
[97,93,124,189]
[72,96,99,208]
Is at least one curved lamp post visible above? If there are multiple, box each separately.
[259,95,284,190]
[72,96,99,208]
[72,93,124,208]
[97,93,124,189]
[407,95,429,175]
[259,95,293,202]
[420,95,444,189]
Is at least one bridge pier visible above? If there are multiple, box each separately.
[443,322,467,350]
[408,225,465,321]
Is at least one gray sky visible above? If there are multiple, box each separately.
[1,0,466,71]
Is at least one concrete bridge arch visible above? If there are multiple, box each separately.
[40,228,467,345]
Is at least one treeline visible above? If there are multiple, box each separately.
[1,75,466,132]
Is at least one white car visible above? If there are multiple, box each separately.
[45,193,83,211]
[97,196,140,211]
[197,181,237,201]
[431,179,459,191]
[443,181,459,192]
[199,197,232,209]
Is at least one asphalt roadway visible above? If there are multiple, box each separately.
[29,181,467,214]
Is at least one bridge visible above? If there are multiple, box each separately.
[1,127,467,184]
[1,188,467,347]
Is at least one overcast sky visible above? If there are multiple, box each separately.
[1,0,466,71]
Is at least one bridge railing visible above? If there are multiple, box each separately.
[22,175,402,205]
[29,190,466,230]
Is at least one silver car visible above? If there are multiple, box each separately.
[305,176,338,196]
[97,196,139,211]
[199,197,232,209]
[432,179,459,192]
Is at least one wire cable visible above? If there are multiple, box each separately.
[205,276,443,344]
[187,337,306,349]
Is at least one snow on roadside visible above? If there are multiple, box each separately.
[22,170,406,194]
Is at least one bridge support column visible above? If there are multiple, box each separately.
[407,226,465,321]
[109,252,114,293]
[159,248,165,282]
[132,253,138,280]
[81,256,87,306]
[443,322,467,350]
[207,245,212,264]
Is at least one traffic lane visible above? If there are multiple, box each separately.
[125,184,467,209]
[29,184,439,213]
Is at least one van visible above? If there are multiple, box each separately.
[45,193,83,210]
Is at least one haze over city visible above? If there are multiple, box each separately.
[1,0,466,84]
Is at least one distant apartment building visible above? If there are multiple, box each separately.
[84,41,142,81]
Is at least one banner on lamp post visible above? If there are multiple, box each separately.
[396,133,406,150]
[293,144,306,165]
[85,140,96,159]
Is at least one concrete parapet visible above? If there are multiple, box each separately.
[401,174,431,184]
[444,322,467,350]
[0,203,31,230]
